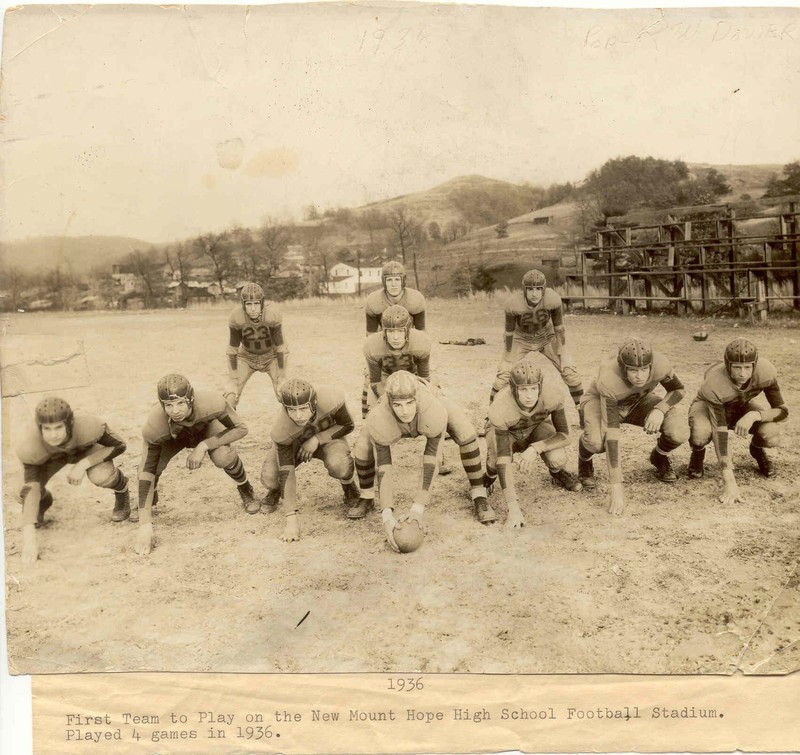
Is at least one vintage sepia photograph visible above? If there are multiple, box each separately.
[1,3,798,678]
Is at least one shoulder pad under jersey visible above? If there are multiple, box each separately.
[70,412,107,447]
[543,288,562,310]
[315,385,345,416]
[366,403,402,446]
[416,390,448,437]
[15,425,51,466]
[403,288,426,315]
[754,358,778,386]
[142,405,171,443]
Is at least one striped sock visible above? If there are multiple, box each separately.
[355,456,375,494]
[111,470,128,493]
[459,439,485,494]
[224,456,247,484]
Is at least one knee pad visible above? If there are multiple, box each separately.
[209,446,236,468]
[86,462,118,488]
[580,431,604,456]
[542,448,567,470]
[754,423,782,448]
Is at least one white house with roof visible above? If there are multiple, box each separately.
[323,263,382,295]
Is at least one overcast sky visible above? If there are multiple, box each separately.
[1,3,799,243]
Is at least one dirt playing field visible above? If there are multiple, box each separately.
[2,298,798,675]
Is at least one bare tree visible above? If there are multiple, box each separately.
[164,242,195,307]
[256,217,291,279]
[194,231,235,296]
[127,248,164,305]
[388,205,420,264]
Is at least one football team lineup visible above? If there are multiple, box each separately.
[13,261,789,566]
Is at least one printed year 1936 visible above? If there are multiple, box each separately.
[388,677,424,691]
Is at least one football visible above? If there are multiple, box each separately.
[392,520,425,553]
[692,329,709,341]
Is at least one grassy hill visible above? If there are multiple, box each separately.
[0,235,158,273]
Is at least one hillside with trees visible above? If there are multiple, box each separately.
[0,158,792,309]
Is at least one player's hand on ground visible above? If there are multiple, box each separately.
[186,445,207,470]
[381,509,400,552]
[299,436,320,462]
[719,480,743,505]
[516,446,538,473]
[67,462,87,486]
[281,513,301,542]
[607,483,626,516]
[134,522,154,556]
[21,526,39,566]
[734,411,760,438]
[505,505,525,530]
[223,391,238,408]
[643,408,664,435]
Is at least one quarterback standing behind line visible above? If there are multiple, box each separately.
[579,338,689,516]
[260,378,360,541]
[134,374,256,556]
[490,269,584,423]
[15,397,130,566]
[688,338,788,503]
[224,282,288,408]
[361,261,426,418]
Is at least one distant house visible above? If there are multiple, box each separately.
[323,263,382,295]
[111,265,139,293]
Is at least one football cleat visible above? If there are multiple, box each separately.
[341,482,360,507]
[260,488,281,513]
[550,468,583,492]
[650,448,677,482]
[749,444,776,478]
[347,497,374,519]
[688,447,706,479]
[111,489,131,522]
[35,490,54,528]
[578,455,597,490]
[238,481,261,514]
[129,491,158,523]
[473,496,497,525]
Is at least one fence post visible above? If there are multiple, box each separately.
[756,279,768,323]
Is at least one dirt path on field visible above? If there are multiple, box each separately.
[3,301,799,674]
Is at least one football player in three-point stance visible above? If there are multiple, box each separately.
[578,338,689,516]
[491,269,583,422]
[485,360,582,529]
[134,374,256,556]
[224,282,288,408]
[351,371,495,546]
[260,378,360,542]
[361,261,426,418]
[15,397,130,565]
[688,338,788,504]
